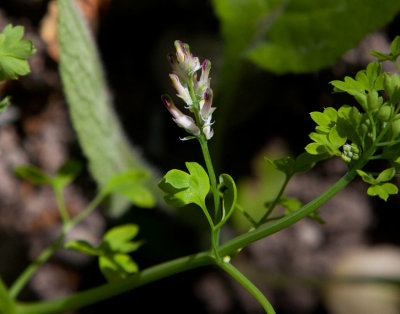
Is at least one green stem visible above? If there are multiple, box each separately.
[15,253,214,314]
[9,234,65,299]
[394,60,400,75]
[54,185,69,224]
[198,136,222,259]
[9,192,106,299]
[234,200,258,227]
[13,161,365,314]
[68,192,105,228]
[218,261,276,314]
[218,169,358,257]
[256,174,291,227]
[198,137,220,223]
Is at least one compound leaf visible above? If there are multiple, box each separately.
[0,24,36,80]
[367,183,398,201]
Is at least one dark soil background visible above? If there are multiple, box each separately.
[1,1,400,313]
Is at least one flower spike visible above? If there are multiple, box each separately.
[162,40,216,141]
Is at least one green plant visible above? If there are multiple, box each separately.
[1,1,400,313]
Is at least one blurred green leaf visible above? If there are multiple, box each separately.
[0,24,36,80]
[264,156,295,176]
[370,36,400,62]
[64,240,100,256]
[293,152,324,173]
[65,224,142,282]
[104,170,155,208]
[57,0,162,216]
[0,97,10,114]
[212,0,400,73]
[376,168,396,183]
[357,169,377,185]
[232,0,400,73]
[102,224,142,253]
[99,254,138,282]
[390,36,400,58]
[14,166,52,185]
[52,159,82,189]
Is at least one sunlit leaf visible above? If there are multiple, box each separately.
[158,162,210,209]
[0,24,36,80]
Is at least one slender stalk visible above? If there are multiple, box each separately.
[218,169,358,257]
[14,163,362,314]
[217,261,276,314]
[233,200,258,227]
[394,60,400,75]
[256,174,291,227]
[68,192,105,227]
[198,137,220,223]
[15,253,214,314]
[9,192,106,299]
[197,135,222,260]
[54,185,70,224]
[9,234,65,299]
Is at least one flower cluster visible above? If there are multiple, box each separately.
[162,40,215,140]
[341,143,360,163]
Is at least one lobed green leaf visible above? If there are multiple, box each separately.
[0,24,36,80]
[98,254,138,282]
[158,162,210,209]
[102,224,141,253]
[367,183,398,201]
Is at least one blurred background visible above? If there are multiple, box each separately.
[1,0,400,313]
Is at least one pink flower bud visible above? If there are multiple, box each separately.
[173,40,201,76]
[202,115,214,140]
[199,60,211,86]
[162,95,200,136]
[169,74,193,106]
[200,88,216,121]
[174,40,187,63]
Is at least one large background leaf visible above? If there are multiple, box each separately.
[57,0,161,215]
[212,0,400,74]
